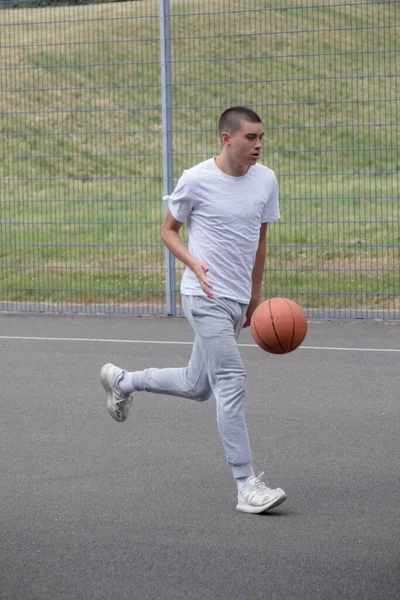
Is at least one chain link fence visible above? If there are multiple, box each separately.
[1,0,398,318]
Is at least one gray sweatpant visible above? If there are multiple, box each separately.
[126,295,254,479]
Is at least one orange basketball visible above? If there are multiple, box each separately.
[250,298,307,354]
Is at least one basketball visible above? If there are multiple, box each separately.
[250,298,307,354]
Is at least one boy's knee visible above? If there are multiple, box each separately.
[217,371,246,405]
[228,370,246,390]
[195,383,212,402]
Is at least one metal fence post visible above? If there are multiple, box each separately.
[160,0,176,316]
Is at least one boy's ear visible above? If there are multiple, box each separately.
[220,131,231,147]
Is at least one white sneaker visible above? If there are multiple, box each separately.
[236,473,287,514]
[100,363,134,422]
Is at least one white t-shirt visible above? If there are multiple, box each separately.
[163,157,280,304]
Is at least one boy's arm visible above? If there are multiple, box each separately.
[161,210,213,298]
[243,222,268,327]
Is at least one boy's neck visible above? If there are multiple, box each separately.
[214,155,250,178]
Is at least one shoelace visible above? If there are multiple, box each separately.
[113,372,133,405]
[247,472,272,495]
[116,392,133,406]
[240,472,273,505]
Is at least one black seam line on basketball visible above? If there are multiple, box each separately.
[268,299,285,351]
[283,298,296,350]
[253,319,277,354]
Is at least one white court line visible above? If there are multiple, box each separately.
[0,335,399,353]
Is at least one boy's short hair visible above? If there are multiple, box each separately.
[218,106,262,135]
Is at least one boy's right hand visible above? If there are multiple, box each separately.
[192,260,213,298]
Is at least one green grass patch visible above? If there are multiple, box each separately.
[0,0,399,313]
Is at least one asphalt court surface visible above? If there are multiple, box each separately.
[0,313,399,600]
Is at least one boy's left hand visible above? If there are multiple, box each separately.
[243,297,260,328]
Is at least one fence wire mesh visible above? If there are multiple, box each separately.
[0,0,399,318]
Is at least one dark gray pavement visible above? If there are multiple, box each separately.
[0,314,399,600]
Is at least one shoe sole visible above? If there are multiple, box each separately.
[100,363,125,423]
[236,491,287,514]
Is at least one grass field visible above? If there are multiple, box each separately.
[0,0,399,312]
